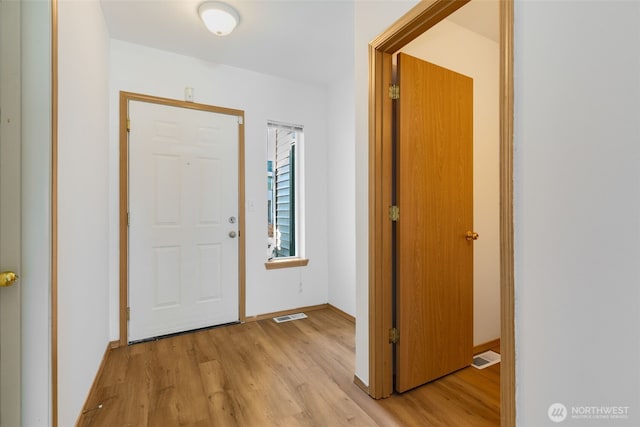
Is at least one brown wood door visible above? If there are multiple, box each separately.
[395,53,474,393]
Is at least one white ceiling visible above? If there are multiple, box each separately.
[448,0,499,43]
[100,0,498,87]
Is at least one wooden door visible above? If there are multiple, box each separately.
[128,101,240,342]
[0,0,21,423]
[395,53,474,392]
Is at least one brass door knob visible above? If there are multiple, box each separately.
[0,271,18,287]
[465,231,479,241]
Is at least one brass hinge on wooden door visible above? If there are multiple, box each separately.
[127,307,130,321]
[389,205,399,222]
[389,328,399,344]
[389,84,400,100]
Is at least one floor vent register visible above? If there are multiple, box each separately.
[273,313,308,323]
[472,350,501,369]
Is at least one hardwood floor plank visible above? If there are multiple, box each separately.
[78,309,499,426]
[198,359,243,425]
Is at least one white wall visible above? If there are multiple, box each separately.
[58,1,110,425]
[325,2,358,319]
[401,19,500,346]
[21,1,52,424]
[327,22,356,317]
[514,1,640,425]
[108,40,330,338]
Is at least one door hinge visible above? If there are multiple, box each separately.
[389,327,399,344]
[238,116,244,125]
[389,205,399,222]
[389,84,400,100]
[127,212,130,226]
[127,117,131,132]
[127,307,130,321]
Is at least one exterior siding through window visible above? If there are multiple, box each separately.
[273,127,297,257]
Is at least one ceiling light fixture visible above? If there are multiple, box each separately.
[198,1,240,36]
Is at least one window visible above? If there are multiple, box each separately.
[266,122,307,268]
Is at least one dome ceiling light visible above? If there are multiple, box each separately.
[198,2,240,36]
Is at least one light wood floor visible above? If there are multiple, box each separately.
[78,309,499,426]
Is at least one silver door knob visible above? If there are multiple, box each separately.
[229,231,237,238]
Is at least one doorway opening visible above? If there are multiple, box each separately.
[367,0,514,425]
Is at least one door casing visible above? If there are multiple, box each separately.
[118,91,247,346]
[366,1,515,426]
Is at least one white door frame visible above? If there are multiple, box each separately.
[0,0,22,424]
[118,91,246,346]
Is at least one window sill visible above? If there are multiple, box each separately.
[264,258,309,270]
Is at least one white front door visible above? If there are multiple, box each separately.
[0,0,21,424]
[128,100,240,342]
